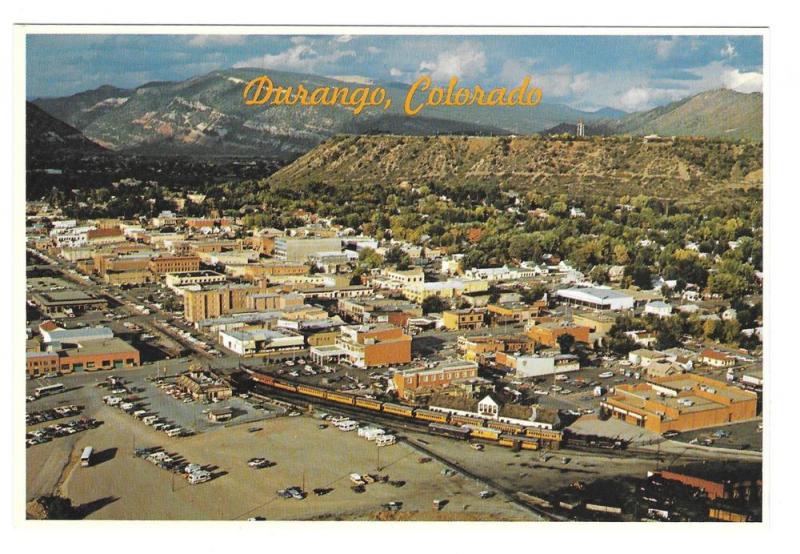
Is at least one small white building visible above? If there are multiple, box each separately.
[644,301,673,318]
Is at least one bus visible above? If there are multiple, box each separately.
[80,446,93,467]
[34,383,64,398]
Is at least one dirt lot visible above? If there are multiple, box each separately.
[39,405,531,520]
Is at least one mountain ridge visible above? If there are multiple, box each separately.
[32,70,762,161]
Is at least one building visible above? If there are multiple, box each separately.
[164,270,227,293]
[487,302,539,325]
[496,352,580,378]
[380,267,425,286]
[556,287,634,311]
[26,351,60,378]
[176,370,232,402]
[246,292,304,312]
[149,255,201,276]
[208,407,234,423]
[403,279,489,304]
[334,323,412,368]
[30,290,108,317]
[429,393,562,433]
[392,359,479,400]
[601,374,758,433]
[183,283,263,323]
[337,297,422,326]
[219,329,305,357]
[699,349,736,368]
[628,349,668,367]
[54,338,141,373]
[572,310,616,337]
[273,236,342,262]
[653,463,761,502]
[644,301,673,317]
[527,322,591,348]
[442,308,486,331]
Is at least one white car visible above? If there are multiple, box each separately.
[598,371,614,379]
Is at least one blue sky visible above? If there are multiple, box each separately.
[26,34,763,112]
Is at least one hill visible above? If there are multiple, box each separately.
[267,134,763,204]
[613,89,762,141]
[32,69,620,159]
[26,102,106,160]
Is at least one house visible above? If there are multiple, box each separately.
[644,301,673,317]
[699,349,736,368]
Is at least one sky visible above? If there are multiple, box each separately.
[26,34,763,112]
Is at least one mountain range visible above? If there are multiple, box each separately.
[30,68,763,161]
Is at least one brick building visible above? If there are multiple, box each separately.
[334,323,412,368]
[601,374,758,433]
[149,255,201,275]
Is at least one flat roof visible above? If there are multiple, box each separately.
[61,337,138,356]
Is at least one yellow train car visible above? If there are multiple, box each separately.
[326,391,356,406]
[519,437,540,451]
[354,397,382,411]
[498,436,516,448]
[524,427,563,441]
[466,425,501,441]
[414,409,448,424]
[272,380,297,392]
[296,384,326,399]
[487,420,525,435]
[382,402,415,418]
[450,414,485,427]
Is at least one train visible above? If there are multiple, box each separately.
[246,370,564,450]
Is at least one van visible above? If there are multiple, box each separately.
[166,428,183,437]
[338,421,358,432]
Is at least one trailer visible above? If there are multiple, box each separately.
[375,434,396,447]
[80,446,93,467]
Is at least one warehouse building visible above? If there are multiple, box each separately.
[601,374,758,433]
[556,287,634,310]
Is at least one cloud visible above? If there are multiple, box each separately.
[617,86,685,111]
[367,46,382,55]
[691,61,762,93]
[418,42,487,81]
[389,67,403,78]
[721,42,737,59]
[335,35,353,43]
[234,44,356,73]
[655,37,680,60]
[186,35,245,48]
[720,67,762,92]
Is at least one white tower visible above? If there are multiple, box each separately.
[576,119,585,138]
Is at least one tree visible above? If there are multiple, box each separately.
[421,295,448,314]
[703,319,722,341]
[556,333,575,354]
